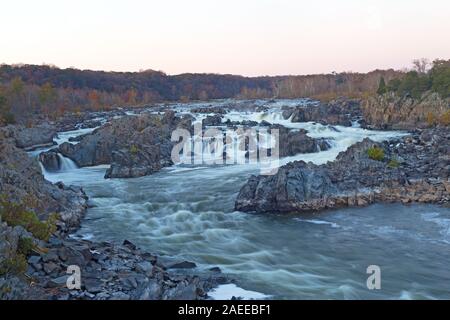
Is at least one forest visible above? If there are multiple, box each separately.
[0,63,404,125]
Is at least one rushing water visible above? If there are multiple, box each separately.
[37,99,450,300]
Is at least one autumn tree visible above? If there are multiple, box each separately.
[88,90,100,109]
[10,76,24,97]
[38,82,56,105]
[125,88,138,105]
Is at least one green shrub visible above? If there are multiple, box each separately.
[367,147,384,161]
[385,59,450,98]
[0,196,57,241]
[0,254,28,276]
[387,159,400,168]
[0,237,37,276]
[377,77,387,95]
[440,110,450,126]
[129,144,139,155]
[18,237,35,256]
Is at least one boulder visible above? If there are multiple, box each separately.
[13,125,57,150]
[39,150,61,171]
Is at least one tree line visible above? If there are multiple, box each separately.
[377,59,450,99]
[0,63,404,125]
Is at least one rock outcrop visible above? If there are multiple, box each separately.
[362,92,450,130]
[235,128,450,213]
[272,124,331,157]
[54,111,192,178]
[282,98,362,126]
[0,130,88,232]
[202,114,223,127]
[1,124,57,150]
[105,111,192,178]
[38,150,61,172]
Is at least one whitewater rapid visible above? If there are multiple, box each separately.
[35,99,450,300]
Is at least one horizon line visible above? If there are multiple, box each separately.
[1,61,412,78]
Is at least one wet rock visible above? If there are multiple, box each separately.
[270,124,331,157]
[202,114,223,127]
[163,282,198,300]
[136,261,153,275]
[168,261,197,269]
[38,150,61,172]
[134,279,162,300]
[122,239,137,250]
[191,107,227,114]
[236,128,450,213]
[283,98,361,126]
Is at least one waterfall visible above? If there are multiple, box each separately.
[38,161,49,175]
[57,153,78,171]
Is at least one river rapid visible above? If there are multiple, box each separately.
[34,99,450,299]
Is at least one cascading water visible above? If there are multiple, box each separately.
[57,153,78,171]
[32,99,450,300]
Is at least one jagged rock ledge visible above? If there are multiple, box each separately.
[235,127,450,213]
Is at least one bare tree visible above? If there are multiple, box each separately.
[412,58,430,73]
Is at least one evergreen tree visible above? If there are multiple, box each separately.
[377,77,387,95]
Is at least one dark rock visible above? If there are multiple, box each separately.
[202,114,223,127]
[168,261,197,269]
[283,98,361,126]
[0,134,88,233]
[122,239,137,250]
[83,278,103,294]
[46,276,69,288]
[110,292,131,300]
[43,262,59,275]
[39,150,61,171]
[235,128,450,213]
[12,124,57,149]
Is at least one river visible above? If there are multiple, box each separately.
[35,99,450,299]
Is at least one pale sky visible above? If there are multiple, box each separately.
[1,0,449,76]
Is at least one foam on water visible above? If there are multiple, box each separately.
[295,218,340,228]
[208,284,271,300]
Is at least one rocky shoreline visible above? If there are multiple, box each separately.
[235,127,449,213]
[0,228,229,300]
